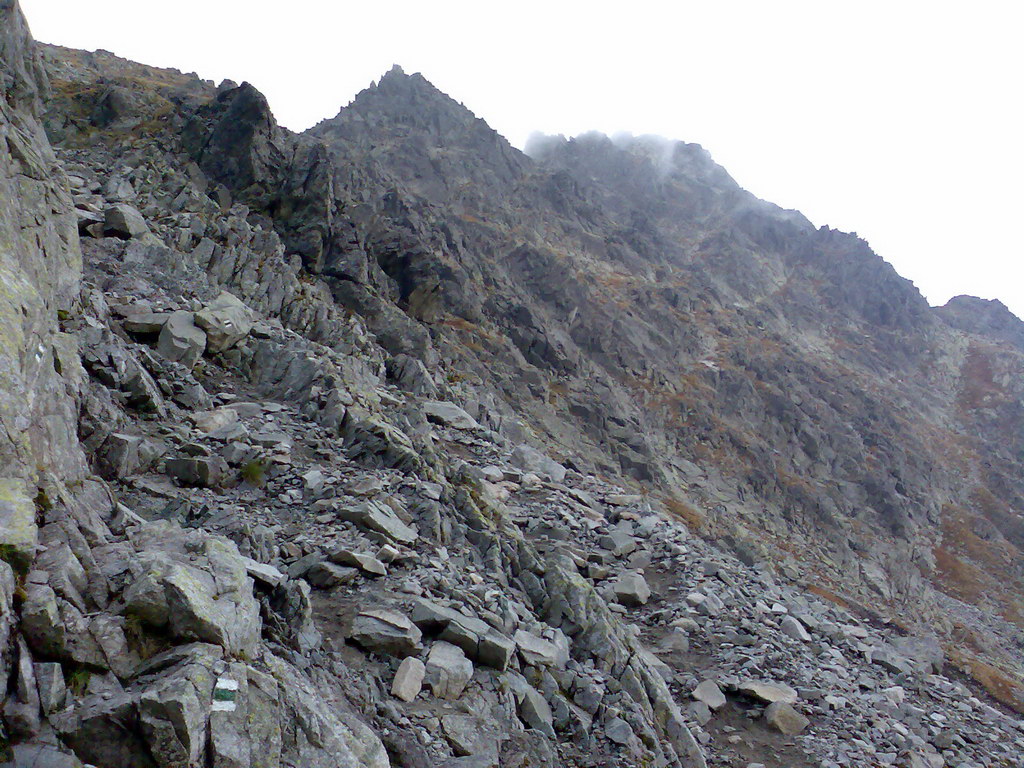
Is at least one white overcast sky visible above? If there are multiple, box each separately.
[24,0,1024,318]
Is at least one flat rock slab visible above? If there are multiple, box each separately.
[739,680,798,705]
[338,501,418,545]
[513,630,561,668]
[351,609,422,657]
[330,549,387,576]
[423,400,479,430]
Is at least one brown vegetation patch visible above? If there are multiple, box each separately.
[949,650,1024,715]
[958,343,1003,412]
[660,495,704,531]
[806,583,850,610]
[932,545,987,603]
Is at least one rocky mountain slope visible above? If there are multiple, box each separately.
[1,1,1023,765]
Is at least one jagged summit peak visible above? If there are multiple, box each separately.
[305,66,530,191]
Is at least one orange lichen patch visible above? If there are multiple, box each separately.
[949,650,1024,715]
[660,496,704,531]
[547,381,569,405]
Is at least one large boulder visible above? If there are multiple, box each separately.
[391,657,426,702]
[122,522,261,655]
[103,202,149,238]
[138,655,218,767]
[425,641,473,700]
[738,680,798,705]
[613,571,651,607]
[156,311,207,369]
[194,291,254,353]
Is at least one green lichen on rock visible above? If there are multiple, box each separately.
[0,477,38,572]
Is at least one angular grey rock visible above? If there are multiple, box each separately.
[780,615,811,642]
[425,640,474,700]
[330,548,387,576]
[4,637,40,739]
[510,444,566,482]
[351,608,423,657]
[305,561,359,588]
[764,701,809,735]
[242,557,285,588]
[517,681,555,738]
[139,670,212,767]
[192,406,238,434]
[157,310,207,369]
[35,661,67,714]
[123,533,261,656]
[890,634,945,674]
[391,656,425,702]
[869,646,912,675]
[738,680,798,705]
[692,680,726,711]
[122,311,169,334]
[599,529,637,557]
[20,582,66,656]
[165,456,226,487]
[613,571,651,606]
[96,432,143,479]
[606,716,634,745]
[478,631,517,672]
[514,629,562,668]
[688,700,712,726]
[103,202,149,238]
[387,354,439,396]
[442,713,498,757]
[0,481,37,572]
[337,500,418,545]
[657,628,690,653]
[423,400,480,430]
[51,691,153,768]
[195,291,254,353]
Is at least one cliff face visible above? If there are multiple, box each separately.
[1,3,1024,766]
[0,0,86,708]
